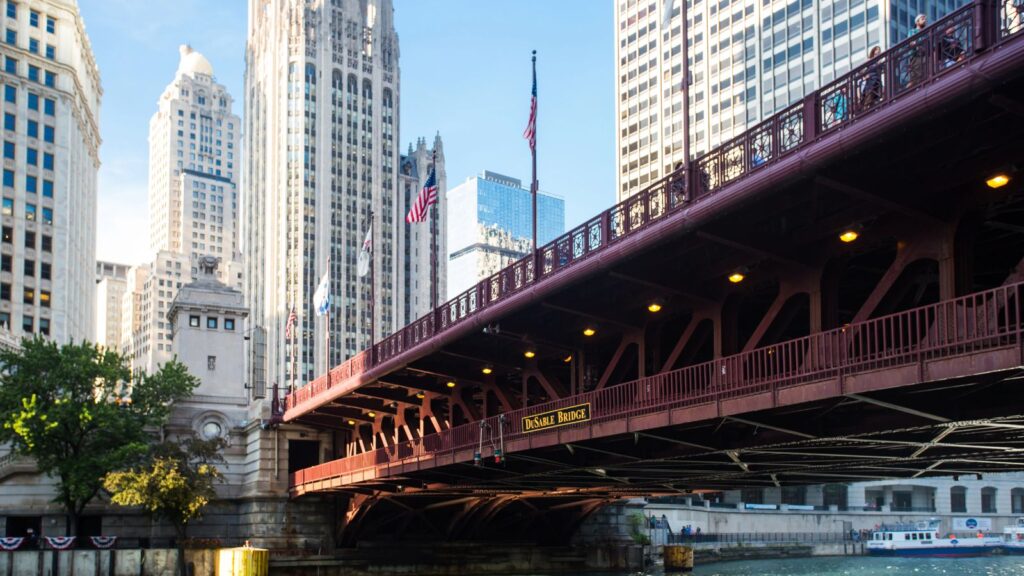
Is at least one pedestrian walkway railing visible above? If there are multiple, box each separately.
[292,280,1023,489]
[285,0,1024,417]
[667,532,851,545]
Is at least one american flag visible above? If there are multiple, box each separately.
[523,60,537,151]
[285,306,296,339]
[405,166,438,224]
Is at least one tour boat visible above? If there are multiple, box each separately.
[866,519,1002,557]
[1003,518,1024,553]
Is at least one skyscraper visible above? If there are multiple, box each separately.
[245,0,435,394]
[94,260,128,350]
[615,0,961,201]
[446,171,565,297]
[0,0,101,341]
[121,46,242,376]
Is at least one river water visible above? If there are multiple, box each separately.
[689,555,1024,575]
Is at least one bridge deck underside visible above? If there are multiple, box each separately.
[291,22,1024,501]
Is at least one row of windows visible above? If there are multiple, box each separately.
[1,198,51,222]
[3,170,52,196]
[4,84,57,112]
[0,254,50,278]
[3,141,55,169]
[0,282,50,305]
[4,112,54,140]
[6,3,56,34]
[187,315,236,331]
[0,311,49,334]
[2,226,52,251]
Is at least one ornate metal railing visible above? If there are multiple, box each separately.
[291,282,1023,488]
[286,0,1022,414]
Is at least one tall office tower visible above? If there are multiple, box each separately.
[397,136,446,324]
[0,0,101,340]
[120,46,242,376]
[94,260,128,350]
[244,0,411,393]
[614,0,960,201]
[446,171,565,297]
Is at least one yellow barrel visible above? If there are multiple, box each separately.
[215,546,269,576]
[664,545,694,572]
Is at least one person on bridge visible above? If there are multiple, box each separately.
[940,26,965,67]
[908,14,928,87]
[859,46,884,110]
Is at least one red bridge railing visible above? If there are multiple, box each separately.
[291,282,1024,489]
[286,1,1022,414]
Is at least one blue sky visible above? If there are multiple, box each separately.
[80,0,615,265]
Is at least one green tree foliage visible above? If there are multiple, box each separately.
[104,436,225,576]
[0,338,198,535]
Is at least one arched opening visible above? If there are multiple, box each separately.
[950,486,967,513]
[1012,488,1024,514]
[981,486,998,513]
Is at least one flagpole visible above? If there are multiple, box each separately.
[430,149,438,311]
[530,50,538,255]
[325,256,331,386]
[369,209,376,359]
[291,306,297,394]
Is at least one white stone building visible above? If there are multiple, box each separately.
[93,262,126,350]
[120,251,189,374]
[0,0,101,340]
[243,0,443,394]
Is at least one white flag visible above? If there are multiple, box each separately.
[357,223,372,278]
[313,269,330,316]
[662,0,675,29]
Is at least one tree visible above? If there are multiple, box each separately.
[104,436,225,576]
[0,338,198,535]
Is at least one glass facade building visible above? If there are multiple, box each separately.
[447,171,565,297]
[615,0,963,201]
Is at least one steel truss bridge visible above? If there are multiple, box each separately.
[280,2,1024,545]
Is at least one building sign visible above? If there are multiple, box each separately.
[953,517,991,531]
[522,403,591,433]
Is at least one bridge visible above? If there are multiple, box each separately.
[283,2,1024,545]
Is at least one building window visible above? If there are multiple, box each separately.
[2,112,12,131]
[5,3,14,19]
[44,44,53,60]
[982,487,997,514]
[1,198,10,216]
[207,355,216,370]
[41,179,51,197]
[5,29,15,45]
[25,147,35,165]
[0,282,8,300]
[1,226,10,243]
[950,486,967,513]
[41,206,50,224]
[22,287,32,304]
[39,289,48,307]
[0,311,8,328]
[38,317,48,335]
[189,315,200,327]
[40,234,50,251]
[43,97,53,115]
[24,203,34,220]
[43,71,54,87]
[27,38,37,54]
[24,230,33,247]
[45,17,54,34]
[1,169,10,187]
[42,152,52,170]
[206,317,218,329]
[2,141,11,159]
[3,85,14,103]
[21,314,31,332]
[27,92,37,110]
[26,119,36,137]
[1,254,9,271]
[28,10,36,27]
[224,318,235,330]
[43,125,52,142]
[3,56,13,73]
[22,259,32,276]
[24,175,35,193]
[27,64,38,82]
[39,261,48,279]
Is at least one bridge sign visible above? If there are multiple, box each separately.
[522,403,591,433]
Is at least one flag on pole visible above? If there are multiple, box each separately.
[357,223,372,277]
[523,60,537,151]
[405,167,438,224]
[313,270,331,316]
[285,306,297,339]
[662,0,675,29]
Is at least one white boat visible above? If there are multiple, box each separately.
[866,518,1001,557]
[1003,517,1024,554]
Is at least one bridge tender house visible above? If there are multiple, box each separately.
[522,403,592,433]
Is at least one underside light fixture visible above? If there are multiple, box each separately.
[986,174,1010,189]
[446,380,457,388]
[839,223,863,243]
[524,349,536,359]
[416,392,426,400]
[582,325,597,337]
[647,300,664,313]
[482,365,494,375]
[347,419,355,426]
[563,354,573,363]
[367,411,376,418]
[728,267,749,284]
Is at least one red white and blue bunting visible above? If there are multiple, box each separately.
[89,536,117,549]
[0,537,24,551]
[44,536,75,550]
